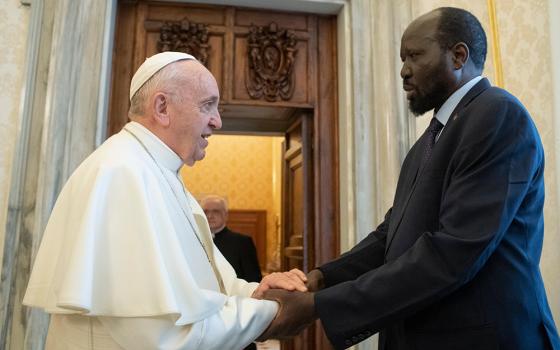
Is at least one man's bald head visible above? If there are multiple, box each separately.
[201,195,229,234]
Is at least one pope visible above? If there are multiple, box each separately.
[24,52,307,350]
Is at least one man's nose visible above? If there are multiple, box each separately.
[400,63,411,79]
[210,110,222,130]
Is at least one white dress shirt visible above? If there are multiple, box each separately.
[434,76,483,141]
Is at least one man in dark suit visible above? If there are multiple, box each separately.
[258,7,560,350]
[201,194,262,283]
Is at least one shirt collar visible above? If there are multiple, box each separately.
[212,226,227,239]
[124,121,183,173]
[434,76,483,126]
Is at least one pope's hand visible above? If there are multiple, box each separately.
[251,269,307,299]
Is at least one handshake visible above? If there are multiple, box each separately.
[251,269,325,341]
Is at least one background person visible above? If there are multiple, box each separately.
[201,194,263,283]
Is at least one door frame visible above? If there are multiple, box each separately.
[108,1,342,271]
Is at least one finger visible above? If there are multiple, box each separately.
[264,273,298,291]
[272,278,297,291]
[278,273,306,291]
[252,279,274,298]
[284,272,308,292]
[290,268,308,282]
[251,286,264,299]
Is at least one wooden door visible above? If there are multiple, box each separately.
[110,3,339,349]
[282,112,315,349]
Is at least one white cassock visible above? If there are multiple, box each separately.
[23,121,278,350]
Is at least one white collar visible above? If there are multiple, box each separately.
[434,76,483,126]
[124,121,183,173]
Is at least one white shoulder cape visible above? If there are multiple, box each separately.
[23,127,251,325]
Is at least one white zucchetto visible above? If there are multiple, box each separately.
[129,51,196,100]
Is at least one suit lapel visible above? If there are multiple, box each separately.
[384,78,492,254]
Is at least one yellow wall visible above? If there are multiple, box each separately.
[180,134,284,271]
[494,0,559,320]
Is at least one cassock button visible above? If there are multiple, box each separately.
[345,340,352,346]
[365,331,372,336]
[352,336,359,343]
[358,333,365,339]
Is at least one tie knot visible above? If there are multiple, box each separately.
[428,118,444,135]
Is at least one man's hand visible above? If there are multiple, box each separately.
[252,269,308,299]
[305,269,325,292]
[257,289,317,341]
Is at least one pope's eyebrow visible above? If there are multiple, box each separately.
[200,95,218,106]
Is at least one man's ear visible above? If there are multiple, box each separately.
[451,42,469,70]
[152,92,171,127]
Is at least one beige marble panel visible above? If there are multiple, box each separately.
[0,1,30,267]
[496,0,559,324]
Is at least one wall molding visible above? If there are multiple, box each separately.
[487,0,504,88]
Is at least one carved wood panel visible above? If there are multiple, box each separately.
[245,22,297,102]
[232,9,313,105]
[157,17,211,66]
[109,2,316,136]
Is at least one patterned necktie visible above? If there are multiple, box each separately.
[422,117,444,165]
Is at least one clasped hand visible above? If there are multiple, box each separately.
[251,268,308,298]
[252,269,324,340]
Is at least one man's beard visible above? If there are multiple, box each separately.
[408,77,451,116]
[408,58,454,116]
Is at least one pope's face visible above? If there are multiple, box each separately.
[168,62,222,166]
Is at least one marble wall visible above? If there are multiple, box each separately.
[0,0,115,348]
[495,0,560,319]
[0,0,30,266]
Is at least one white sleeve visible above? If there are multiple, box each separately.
[98,296,278,350]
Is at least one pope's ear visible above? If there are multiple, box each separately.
[152,92,171,127]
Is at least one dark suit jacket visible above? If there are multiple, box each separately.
[213,227,262,283]
[315,79,560,350]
